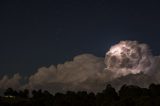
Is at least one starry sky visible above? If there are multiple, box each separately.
[0,0,160,76]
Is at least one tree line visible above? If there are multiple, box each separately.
[1,84,160,106]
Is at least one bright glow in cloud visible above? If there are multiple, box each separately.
[105,41,154,78]
[0,40,160,93]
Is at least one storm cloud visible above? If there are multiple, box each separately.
[25,54,108,93]
[0,41,160,93]
[105,41,154,78]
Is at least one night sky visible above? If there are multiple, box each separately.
[0,0,160,76]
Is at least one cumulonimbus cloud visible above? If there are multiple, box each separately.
[105,41,154,78]
[25,54,108,93]
[0,40,160,93]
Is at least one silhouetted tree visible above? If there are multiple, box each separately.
[4,88,18,97]
[149,83,160,96]
[3,84,160,106]
[96,84,118,106]
[18,89,29,98]
[119,85,143,98]
[53,93,68,106]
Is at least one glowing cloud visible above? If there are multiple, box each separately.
[105,41,154,78]
[0,40,160,93]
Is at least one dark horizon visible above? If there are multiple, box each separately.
[1,83,160,106]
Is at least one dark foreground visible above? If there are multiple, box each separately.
[1,84,160,106]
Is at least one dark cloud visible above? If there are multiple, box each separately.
[106,73,156,90]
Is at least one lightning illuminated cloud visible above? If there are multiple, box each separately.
[0,40,160,93]
[105,41,154,78]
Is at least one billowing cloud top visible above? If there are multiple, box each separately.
[0,40,160,93]
[105,41,154,78]
[25,54,107,93]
